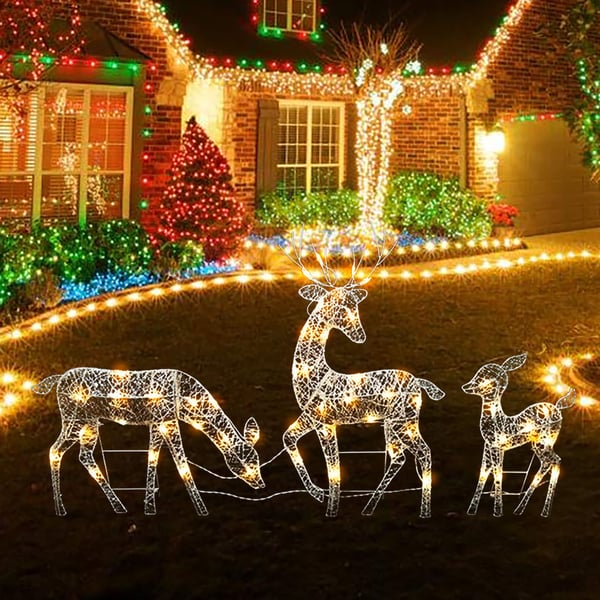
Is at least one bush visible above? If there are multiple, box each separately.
[257,188,360,229]
[0,220,156,310]
[383,172,493,239]
[152,240,205,279]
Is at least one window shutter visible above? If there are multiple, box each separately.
[345,102,358,189]
[256,99,279,196]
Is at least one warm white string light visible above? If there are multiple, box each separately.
[462,353,576,517]
[282,242,445,517]
[33,368,264,516]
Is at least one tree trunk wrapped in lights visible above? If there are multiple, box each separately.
[329,23,420,235]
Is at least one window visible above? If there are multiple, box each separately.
[278,101,344,193]
[261,0,319,35]
[0,83,133,229]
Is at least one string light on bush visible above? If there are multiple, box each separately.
[282,240,444,517]
[463,353,576,517]
[33,367,264,516]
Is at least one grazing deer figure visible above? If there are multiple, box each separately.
[462,353,576,517]
[34,368,264,516]
[283,242,445,517]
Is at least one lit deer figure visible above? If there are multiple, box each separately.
[283,242,445,517]
[462,353,576,517]
[34,368,264,516]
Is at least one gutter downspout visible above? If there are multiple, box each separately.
[459,93,468,189]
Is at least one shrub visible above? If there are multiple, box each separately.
[383,172,493,239]
[257,188,360,229]
[152,240,205,279]
[487,202,519,227]
[0,220,157,310]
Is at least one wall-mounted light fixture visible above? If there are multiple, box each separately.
[483,126,506,154]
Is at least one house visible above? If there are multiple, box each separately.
[179,0,600,235]
[0,0,598,237]
[0,0,186,232]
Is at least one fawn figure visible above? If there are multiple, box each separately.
[462,353,575,517]
[34,368,264,516]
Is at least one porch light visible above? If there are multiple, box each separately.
[483,126,506,154]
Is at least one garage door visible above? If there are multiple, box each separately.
[497,119,600,235]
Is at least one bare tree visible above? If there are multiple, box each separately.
[329,22,421,233]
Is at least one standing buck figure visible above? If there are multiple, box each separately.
[283,242,445,517]
[34,368,264,516]
[462,353,575,517]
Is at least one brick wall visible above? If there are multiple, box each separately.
[51,0,185,232]
[390,90,463,179]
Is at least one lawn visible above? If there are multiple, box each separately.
[0,257,599,599]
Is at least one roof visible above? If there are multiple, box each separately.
[81,21,152,62]
[161,0,513,69]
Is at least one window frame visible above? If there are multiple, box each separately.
[277,99,346,194]
[261,0,319,35]
[0,81,134,227]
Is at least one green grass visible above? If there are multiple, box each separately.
[1,260,599,599]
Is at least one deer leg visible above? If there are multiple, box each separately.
[78,424,127,514]
[144,424,163,515]
[411,435,434,519]
[362,429,407,517]
[283,413,325,503]
[541,461,561,518]
[49,422,80,516]
[514,446,560,517]
[491,447,505,517]
[160,420,208,516]
[468,443,492,515]
[315,425,340,518]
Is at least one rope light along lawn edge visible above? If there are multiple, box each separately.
[541,353,600,409]
[0,248,598,416]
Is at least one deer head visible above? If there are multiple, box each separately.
[299,284,368,343]
[284,231,394,345]
[462,353,528,398]
[222,417,265,489]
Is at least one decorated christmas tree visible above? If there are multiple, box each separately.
[157,116,248,261]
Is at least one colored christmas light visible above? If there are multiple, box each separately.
[34,368,264,515]
[157,116,249,262]
[463,353,576,517]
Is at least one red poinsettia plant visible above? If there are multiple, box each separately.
[487,202,519,226]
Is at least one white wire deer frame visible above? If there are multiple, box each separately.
[282,236,445,517]
[34,368,265,516]
[462,353,576,517]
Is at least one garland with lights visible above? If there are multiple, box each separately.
[157,116,249,262]
[563,0,600,179]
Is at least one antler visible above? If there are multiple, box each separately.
[282,230,339,289]
[283,229,397,289]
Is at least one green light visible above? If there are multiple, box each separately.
[144,105,152,115]
[108,61,118,69]
[140,199,149,210]
[142,129,152,138]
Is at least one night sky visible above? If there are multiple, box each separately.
[162,0,514,65]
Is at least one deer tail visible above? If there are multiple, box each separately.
[417,378,445,401]
[556,388,577,411]
[32,374,61,395]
